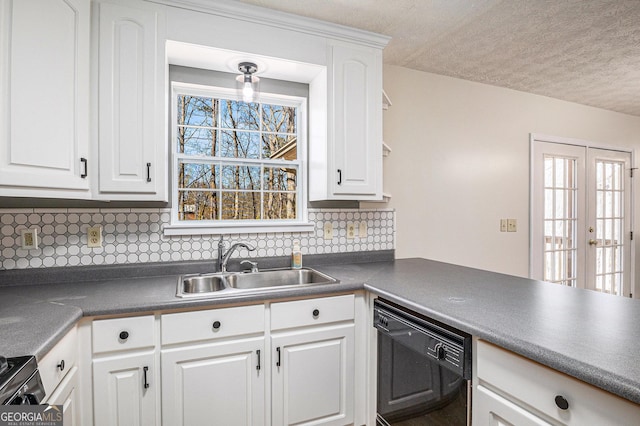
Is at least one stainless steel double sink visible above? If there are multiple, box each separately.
[176,267,339,298]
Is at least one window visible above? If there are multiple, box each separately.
[168,83,310,234]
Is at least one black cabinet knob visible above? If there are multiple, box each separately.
[57,360,65,371]
[555,395,569,410]
[119,331,129,340]
[312,309,320,317]
[212,321,221,330]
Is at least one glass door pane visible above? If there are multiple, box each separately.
[588,149,631,297]
[542,155,578,287]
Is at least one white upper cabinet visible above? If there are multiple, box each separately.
[325,42,383,200]
[0,0,387,201]
[0,0,91,198]
[95,1,167,201]
[309,41,384,202]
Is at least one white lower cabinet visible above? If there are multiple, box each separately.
[161,337,266,426]
[271,294,356,425]
[271,323,355,425]
[160,304,266,426]
[159,295,357,426]
[93,352,157,426]
[475,384,552,426]
[40,326,81,425]
[45,366,81,426]
[84,295,359,426]
[91,315,158,426]
[474,339,640,426]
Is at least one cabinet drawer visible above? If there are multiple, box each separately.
[271,294,354,331]
[93,315,155,355]
[477,340,640,425]
[162,304,265,345]
[475,384,552,426]
[39,326,77,395]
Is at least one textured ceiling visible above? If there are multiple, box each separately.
[234,0,640,116]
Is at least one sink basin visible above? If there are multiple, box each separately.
[182,275,227,293]
[176,267,339,298]
[226,268,336,289]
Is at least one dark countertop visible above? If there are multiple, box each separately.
[0,252,390,359]
[1,256,639,405]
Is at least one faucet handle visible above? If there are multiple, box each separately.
[241,260,259,273]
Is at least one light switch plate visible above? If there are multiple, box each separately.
[21,228,39,250]
[500,219,508,232]
[359,221,368,239]
[323,222,333,240]
[87,226,103,248]
[347,222,356,239]
[507,219,517,232]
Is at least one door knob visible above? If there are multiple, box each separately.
[589,239,598,246]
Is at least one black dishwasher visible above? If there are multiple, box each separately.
[374,298,472,426]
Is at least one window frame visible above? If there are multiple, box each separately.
[165,82,312,235]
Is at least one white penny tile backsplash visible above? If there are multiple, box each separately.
[0,208,395,270]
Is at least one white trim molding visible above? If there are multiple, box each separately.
[148,0,391,48]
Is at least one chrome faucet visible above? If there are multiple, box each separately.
[217,235,256,273]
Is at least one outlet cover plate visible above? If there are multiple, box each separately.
[87,226,103,248]
[359,221,368,239]
[323,222,333,240]
[347,222,355,239]
[21,228,39,250]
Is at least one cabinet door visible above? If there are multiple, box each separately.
[45,366,80,426]
[329,43,382,199]
[93,352,157,426]
[0,0,90,197]
[272,324,355,425]
[161,337,265,426]
[474,385,554,426]
[97,2,166,200]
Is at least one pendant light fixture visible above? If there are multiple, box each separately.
[236,62,259,103]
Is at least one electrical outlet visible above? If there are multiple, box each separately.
[87,226,103,248]
[323,222,333,240]
[347,222,356,239]
[21,228,39,250]
[500,219,508,232]
[359,221,368,239]
[507,219,517,232]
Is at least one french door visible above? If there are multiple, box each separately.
[531,136,633,297]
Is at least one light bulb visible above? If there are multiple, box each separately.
[242,81,254,102]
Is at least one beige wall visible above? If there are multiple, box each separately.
[376,65,640,281]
